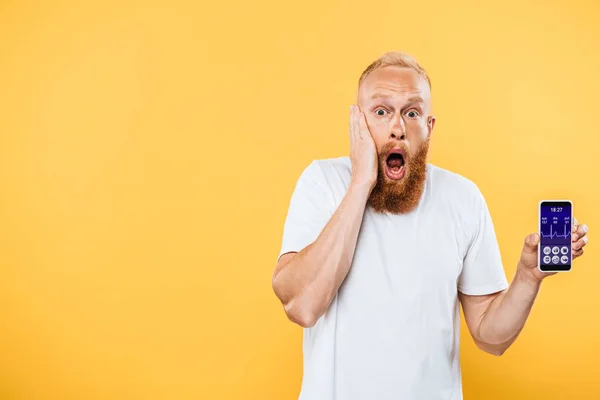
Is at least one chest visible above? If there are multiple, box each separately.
[339,208,467,306]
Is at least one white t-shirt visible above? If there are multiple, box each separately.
[278,156,509,400]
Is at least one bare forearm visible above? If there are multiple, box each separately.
[478,267,542,353]
[273,182,372,326]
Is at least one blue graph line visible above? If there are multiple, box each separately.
[540,224,570,239]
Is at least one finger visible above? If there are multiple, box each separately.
[358,111,369,140]
[350,106,359,142]
[523,233,540,254]
[572,235,588,251]
[573,248,584,259]
[353,107,361,139]
[572,217,579,233]
[353,108,362,140]
[350,105,356,137]
[577,224,588,239]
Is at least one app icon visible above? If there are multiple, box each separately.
[561,246,569,255]
[552,255,560,264]
[561,255,569,264]
[543,246,551,255]
[543,255,551,264]
[552,247,560,255]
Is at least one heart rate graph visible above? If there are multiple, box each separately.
[540,223,570,239]
[540,216,571,246]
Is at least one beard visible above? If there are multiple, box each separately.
[367,138,430,215]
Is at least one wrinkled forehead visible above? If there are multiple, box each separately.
[358,66,431,106]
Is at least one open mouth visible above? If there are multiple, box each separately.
[385,149,406,180]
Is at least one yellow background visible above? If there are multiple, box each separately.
[0,0,599,398]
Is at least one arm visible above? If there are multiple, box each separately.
[272,181,372,327]
[272,105,378,328]
[460,223,589,356]
[458,267,540,357]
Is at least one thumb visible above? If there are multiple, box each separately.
[523,233,540,254]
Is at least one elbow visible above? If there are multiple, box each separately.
[283,298,319,328]
[271,273,286,304]
[477,341,509,357]
[271,268,324,328]
[487,347,506,357]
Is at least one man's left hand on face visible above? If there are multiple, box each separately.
[518,218,589,282]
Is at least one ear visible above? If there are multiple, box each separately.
[427,116,436,137]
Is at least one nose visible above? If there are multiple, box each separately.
[390,113,406,141]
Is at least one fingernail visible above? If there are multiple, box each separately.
[583,225,588,234]
[583,236,588,244]
[531,234,538,244]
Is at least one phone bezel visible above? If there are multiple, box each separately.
[538,200,573,273]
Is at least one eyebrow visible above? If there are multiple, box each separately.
[406,96,425,105]
[370,93,425,105]
[370,93,393,100]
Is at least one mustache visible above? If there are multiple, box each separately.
[378,141,410,158]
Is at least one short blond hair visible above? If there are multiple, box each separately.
[358,51,431,90]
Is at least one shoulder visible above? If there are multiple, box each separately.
[291,156,352,210]
[427,163,487,210]
[313,156,351,177]
[427,164,494,248]
[298,156,352,188]
[294,156,350,184]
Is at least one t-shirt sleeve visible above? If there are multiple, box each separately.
[457,189,509,295]
[277,160,333,262]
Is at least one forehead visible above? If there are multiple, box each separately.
[358,66,430,103]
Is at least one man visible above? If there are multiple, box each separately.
[271,51,589,400]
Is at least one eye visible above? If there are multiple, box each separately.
[375,108,387,117]
[406,110,420,118]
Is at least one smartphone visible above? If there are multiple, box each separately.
[538,200,573,272]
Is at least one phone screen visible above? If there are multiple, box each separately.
[539,201,572,271]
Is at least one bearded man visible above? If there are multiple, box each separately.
[271,51,589,400]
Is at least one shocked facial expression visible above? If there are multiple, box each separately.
[357,66,436,214]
